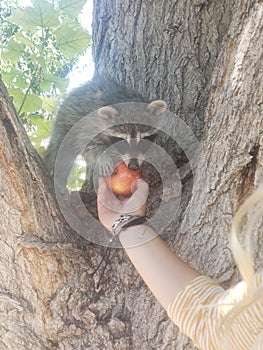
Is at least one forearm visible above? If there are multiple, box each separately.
[118,225,200,310]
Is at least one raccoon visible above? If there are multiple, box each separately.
[43,75,146,175]
[43,75,167,195]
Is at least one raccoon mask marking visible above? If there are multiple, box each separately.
[98,124,158,170]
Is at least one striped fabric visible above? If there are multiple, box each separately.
[167,271,263,350]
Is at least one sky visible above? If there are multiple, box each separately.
[18,0,95,89]
[67,0,95,89]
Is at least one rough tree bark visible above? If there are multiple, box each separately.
[93,0,238,136]
[0,1,262,350]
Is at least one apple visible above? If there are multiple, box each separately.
[107,162,142,197]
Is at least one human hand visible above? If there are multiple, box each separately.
[97,177,149,231]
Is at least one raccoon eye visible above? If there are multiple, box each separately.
[143,134,157,142]
[108,136,124,144]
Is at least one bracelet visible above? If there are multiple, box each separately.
[111,215,147,240]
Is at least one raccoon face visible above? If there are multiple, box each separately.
[103,125,159,170]
[97,100,167,170]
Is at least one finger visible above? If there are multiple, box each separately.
[131,178,149,195]
[97,177,116,202]
[97,177,122,212]
[122,179,149,214]
[97,178,113,207]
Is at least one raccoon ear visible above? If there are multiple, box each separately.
[147,100,167,115]
[98,106,120,119]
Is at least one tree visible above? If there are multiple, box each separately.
[0,0,262,349]
[0,0,90,154]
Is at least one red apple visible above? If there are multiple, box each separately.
[107,162,142,197]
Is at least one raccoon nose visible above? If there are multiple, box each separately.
[128,158,139,170]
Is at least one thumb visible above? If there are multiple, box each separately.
[123,179,149,214]
[132,178,149,196]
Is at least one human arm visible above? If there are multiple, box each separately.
[97,177,200,310]
[97,178,263,349]
[118,225,200,309]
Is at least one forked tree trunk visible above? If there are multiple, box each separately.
[0,1,262,349]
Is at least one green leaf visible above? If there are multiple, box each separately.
[55,23,90,58]
[8,88,42,114]
[15,32,34,48]
[2,70,24,86]
[39,79,52,92]
[28,113,52,155]
[45,74,69,92]
[10,0,60,33]
[59,0,87,17]
[54,77,70,93]
[32,0,60,27]
[1,73,14,86]
[40,74,69,93]
[21,93,43,113]
[2,71,28,90]
[29,53,47,72]
[40,96,58,114]
[8,88,24,111]
[29,114,52,138]
[15,75,28,89]
[1,39,25,63]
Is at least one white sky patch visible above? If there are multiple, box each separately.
[67,0,94,90]
[79,0,93,32]
[18,0,32,6]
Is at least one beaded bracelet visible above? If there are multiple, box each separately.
[111,215,147,240]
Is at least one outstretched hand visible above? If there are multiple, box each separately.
[97,177,149,231]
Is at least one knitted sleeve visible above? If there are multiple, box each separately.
[167,271,263,350]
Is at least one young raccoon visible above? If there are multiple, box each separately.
[43,75,167,195]
[43,75,145,175]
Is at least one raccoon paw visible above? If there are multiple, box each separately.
[85,159,114,190]
[98,160,115,177]
[81,178,95,193]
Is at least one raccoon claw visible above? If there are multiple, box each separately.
[85,160,114,192]
[98,161,115,177]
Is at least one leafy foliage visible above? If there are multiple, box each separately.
[0,0,91,153]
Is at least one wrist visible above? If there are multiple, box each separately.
[118,224,158,248]
[110,215,147,239]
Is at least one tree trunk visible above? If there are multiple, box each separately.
[93,0,238,137]
[0,1,262,350]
